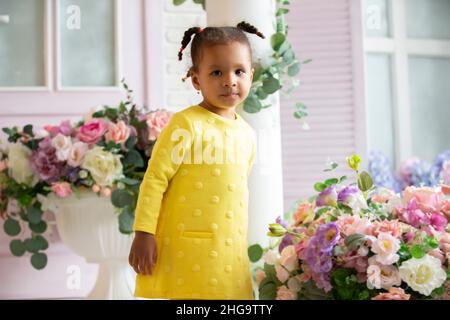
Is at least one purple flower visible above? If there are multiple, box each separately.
[276,216,288,229]
[278,233,293,254]
[316,186,337,207]
[31,137,64,183]
[337,185,368,211]
[316,222,340,253]
[306,223,340,274]
[337,185,358,203]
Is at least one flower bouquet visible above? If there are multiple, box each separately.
[0,81,172,269]
[249,155,450,300]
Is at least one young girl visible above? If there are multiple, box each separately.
[128,21,265,300]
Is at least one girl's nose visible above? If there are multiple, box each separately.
[223,74,237,87]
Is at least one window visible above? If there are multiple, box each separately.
[362,0,450,164]
[0,0,119,91]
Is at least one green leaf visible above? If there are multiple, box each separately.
[23,124,34,137]
[345,233,366,251]
[262,76,281,94]
[25,238,41,253]
[324,162,339,172]
[243,95,262,113]
[248,244,264,263]
[118,207,134,234]
[125,135,138,150]
[276,8,289,16]
[287,62,300,76]
[314,207,330,220]
[282,48,295,65]
[324,178,338,186]
[253,67,263,82]
[119,177,141,186]
[111,189,134,208]
[314,182,327,192]
[411,245,426,259]
[270,32,286,51]
[29,221,47,234]
[259,281,277,300]
[30,252,47,270]
[10,240,26,257]
[4,218,21,236]
[358,171,373,192]
[18,194,33,207]
[123,149,144,168]
[27,206,43,225]
[398,242,412,262]
[338,176,347,183]
[35,235,49,250]
[256,87,269,100]
[173,0,187,5]
[425,236,439,249]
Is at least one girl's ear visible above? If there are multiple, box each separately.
[191,71,201,91]
[250,67,254,81]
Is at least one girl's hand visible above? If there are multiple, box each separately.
[128,231,158,275]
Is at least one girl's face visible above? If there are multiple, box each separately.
[191,42,254,111]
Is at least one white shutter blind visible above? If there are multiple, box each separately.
[281,0,366,208]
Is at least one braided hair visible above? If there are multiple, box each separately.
[178,21,265,82]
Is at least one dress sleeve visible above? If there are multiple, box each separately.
[247,128,256,177]
[133,112,193,234]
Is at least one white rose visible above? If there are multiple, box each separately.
[7,143,38,186]
[399,254,447,296]
[81,146,123,187]
[51,133,72,161]
[67,141,89,167]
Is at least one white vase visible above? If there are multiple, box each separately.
[46,191,134,300]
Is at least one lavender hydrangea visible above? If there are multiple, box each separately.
[31,138,64,183]
[368,150,401,192]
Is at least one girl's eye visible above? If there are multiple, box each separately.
[211,70,222,76]
[236,69,245,76]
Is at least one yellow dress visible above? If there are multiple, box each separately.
[133,104,256,300]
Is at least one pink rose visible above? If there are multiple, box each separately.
[442,161,450,185]
[372,287,410,300]
[372,188,396,204]
[370,232,400,265]
[0,159,7,171]
[255,270,266,287]
[279,245,299,272]
[370,219,402,238]
[105,121,131,145]
[276,285,297,300]
[51,182,72,198]
[430,213,448,232]
[366,257,401,290]
[76,119,108,144]
[336,214,372,236]
[293,202,315,225]
[403,186,444,213]
[146,110,172,141]
[44,120,73,138]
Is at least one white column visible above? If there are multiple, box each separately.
[206,0,284,248]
